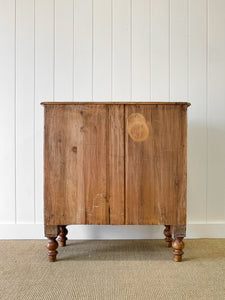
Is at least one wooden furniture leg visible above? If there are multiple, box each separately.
[172,237,184,262]
[58,225,68,247]
[163,225,172,247]
[47,237,58,262]
[171,225,186,262]
[45,225,59,262]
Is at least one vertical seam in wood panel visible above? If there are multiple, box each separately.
[130,0,132,101]
[92,0,94,101]
[169,0,171,101]
[187,0,189,224]
[111,0,113,101]
[14,0,17,224]
[106,105,110,223]
[34,0,36,224]
[53,0,55,101]
[187,0,189,102]
[206,0,208,223]
[124,104,126,224]
[149,0,151,101]
[72,0,75,101]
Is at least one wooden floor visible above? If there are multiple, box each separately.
[0,239,225,299]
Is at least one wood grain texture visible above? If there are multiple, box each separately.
[44,104,108,225]
[108,105,124,224]
[44,103,188,227]
[41,102,191,106]
[125,104,187,225]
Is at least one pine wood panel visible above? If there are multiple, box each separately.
[125,104,188,225]
[44,104,108,225]
[108,105,124,224]
[42,102,191,106]
[82,105,107,224]
[44,104,125,225]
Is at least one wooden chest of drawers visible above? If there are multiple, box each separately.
[41,102,190,262]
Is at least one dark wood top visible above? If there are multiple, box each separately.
[41,101,191,106]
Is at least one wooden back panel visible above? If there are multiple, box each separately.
[44,104,124,225]
[43,103,188,226]
[125,104,187,225]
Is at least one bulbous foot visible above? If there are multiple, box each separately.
[58,225,68,247]
[47,237,58,262]
[163,225,173,247]
[172,237,184,262]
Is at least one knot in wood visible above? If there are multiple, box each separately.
[127,113,149,142]
[72,146,77,153]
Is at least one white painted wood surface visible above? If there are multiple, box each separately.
[0,0,16,224]
[207,0,225,223]
[132,0,150,100]
[188,0,207,223]
[112,0,131,100]
[93,0,111,100]
[15,0,35,224]
[54,0,74,100]
[150,0,170,100]
[35,0,54,223]
[74,0,92,100]
[0,0,225,238]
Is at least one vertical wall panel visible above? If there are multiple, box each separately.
[170,0,188,100]
[132,0,150,100]
[207,0,225,222]
[0,0,15,223]
[1,0,225,235]
[35,0,54,224]
[151,0,170,100]
[112,0,131,100]
[16,0,35,223]
[74,0,92,101]
[55,0,74,100]
[93,0,111,100]
[188,0,207,223]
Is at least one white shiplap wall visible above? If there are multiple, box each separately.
[0,0,225,239]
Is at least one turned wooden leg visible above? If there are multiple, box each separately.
[172,237,184,262]
[58,225,68,247]
[45,225,60,262]
[47,237,58,262]
[163,225,173,247]
[170,225,186,262]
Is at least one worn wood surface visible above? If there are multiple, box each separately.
[108,105,125,224]
[42,102,191,106]
[125,104,187,225]
[44,104,125,225]
[44,103,188,227]
[44,104,108,225]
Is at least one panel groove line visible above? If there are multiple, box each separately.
[0,0,16,224]
[16,0,35,224]
[1,0,225,233]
